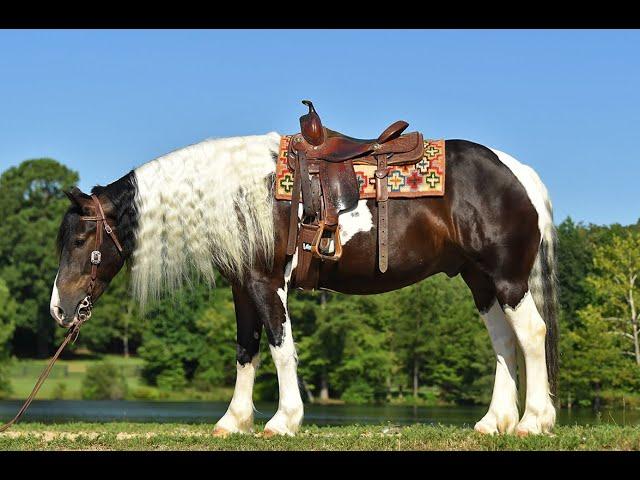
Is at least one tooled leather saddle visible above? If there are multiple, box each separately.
[286,100,424,289]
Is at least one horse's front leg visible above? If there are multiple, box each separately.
[249,276,303,437]
[213,286,263,436]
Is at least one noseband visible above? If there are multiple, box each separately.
[76,194,124,321]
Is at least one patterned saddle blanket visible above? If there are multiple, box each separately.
[275,136,446,200]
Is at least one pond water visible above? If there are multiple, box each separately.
[0,401,638,427]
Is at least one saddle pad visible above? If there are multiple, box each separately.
[274,135,445,200]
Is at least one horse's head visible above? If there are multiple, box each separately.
[50,187,126,327]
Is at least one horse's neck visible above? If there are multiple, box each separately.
[128,134,279,307]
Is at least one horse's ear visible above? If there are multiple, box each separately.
[64,186,91,207]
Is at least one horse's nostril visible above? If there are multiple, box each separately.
[54,306,65,321]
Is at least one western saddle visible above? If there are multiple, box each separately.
[286,100,424,289]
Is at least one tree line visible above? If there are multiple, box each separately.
[1,158,638,407]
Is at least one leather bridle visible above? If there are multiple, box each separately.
[81,194,124,293]
[0,194,123,433]
[74,194,124,322]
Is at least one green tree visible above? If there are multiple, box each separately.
[294,274,493,405]
[560,305,632,408]
[0,159,78,357]
[559,228,640,408]
[0,278,17,397]
[191,287,237,391]
[557,217,594,326]
[588,231,640,366]
[80,270,144,357]
[81,362,128,400]
[287,290,325,401]
[137,277,237,392]
[296,293,395,403]
[329,295,395,403]
[394,275,494,405]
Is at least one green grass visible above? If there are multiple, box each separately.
[6,356,233,401]
[8,355,142,399]
[0,423,638,450]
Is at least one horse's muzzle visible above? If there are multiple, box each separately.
[50,296,92,328]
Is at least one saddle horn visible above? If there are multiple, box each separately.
[300,100,325,146]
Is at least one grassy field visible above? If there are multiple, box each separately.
[0,423,639,450]
[8,355,142,399]
[7,356,233,401]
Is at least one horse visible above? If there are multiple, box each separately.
[50,130,559,437]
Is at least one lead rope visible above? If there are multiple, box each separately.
[0,318,87,433]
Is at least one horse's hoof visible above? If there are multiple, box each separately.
[212,427,231,438]
[474,421,498,435]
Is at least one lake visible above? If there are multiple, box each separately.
[0,401,637,427]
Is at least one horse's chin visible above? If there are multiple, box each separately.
[60,316,80,329]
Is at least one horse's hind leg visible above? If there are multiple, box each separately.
[476,300,520,434]
[495,279,555,436]
[462,266,519,435]
[213,285,263,436]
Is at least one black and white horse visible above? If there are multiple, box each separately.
[51,131,558,436]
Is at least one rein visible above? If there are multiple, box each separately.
[0,194,122,433]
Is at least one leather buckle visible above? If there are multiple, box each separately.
[90,251,102,265]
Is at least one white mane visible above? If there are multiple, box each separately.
[130,132,280,307]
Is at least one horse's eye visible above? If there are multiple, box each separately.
[74,238,86,247]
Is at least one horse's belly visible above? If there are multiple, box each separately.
[315,199,457,295]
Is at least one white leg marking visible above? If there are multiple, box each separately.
[339,200,373,245]
[502,292,555,435]
[263,264,303,436]
[475,300,520,435]
[215,355,260,434]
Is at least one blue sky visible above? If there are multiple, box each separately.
[0,30,638,226]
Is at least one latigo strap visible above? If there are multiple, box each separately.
[375,153,390,273]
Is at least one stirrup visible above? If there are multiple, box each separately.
[310,221,342,261]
